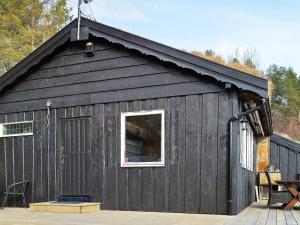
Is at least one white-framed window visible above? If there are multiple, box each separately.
[121,110,165,167]
[0,121,33,137]
[240,122,254,171]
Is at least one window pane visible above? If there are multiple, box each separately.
[241,128,247,168]
[1,122,33,137]
[125,114,161,163]
[240,122,254,171]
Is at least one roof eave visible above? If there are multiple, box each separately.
[0,17,269,100]
[82,18,269,98]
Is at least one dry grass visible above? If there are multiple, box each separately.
[190,51,262,77]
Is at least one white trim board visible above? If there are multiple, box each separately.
[0,121,33,137]
[120,109,165,167]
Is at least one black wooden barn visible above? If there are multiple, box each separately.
[0,18,272,215]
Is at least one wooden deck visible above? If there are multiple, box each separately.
[225,201,300,225]
[1,201,300,225]
[0,208,230,225]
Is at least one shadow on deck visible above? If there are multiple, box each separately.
[225,201,300,225]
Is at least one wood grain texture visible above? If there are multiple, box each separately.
[217,92,230,214]
[185,95,200,213]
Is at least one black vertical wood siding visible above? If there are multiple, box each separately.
[0,92,238,214]
[230,92,257,215]
[270,134,300,181]
[0,38,255,215]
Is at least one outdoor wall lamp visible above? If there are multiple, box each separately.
[240,117,248,130]
[85,41,94,56]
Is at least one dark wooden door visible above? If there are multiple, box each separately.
[60,116,92,195]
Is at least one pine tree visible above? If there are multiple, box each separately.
[0,0,72,75]
[266,65,300,140]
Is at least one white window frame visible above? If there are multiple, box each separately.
[240,122,254,171]
[0,121,33,137]
[121,110,165,167]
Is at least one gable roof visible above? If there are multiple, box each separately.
[0,17,273,135]
[0,17,268,99]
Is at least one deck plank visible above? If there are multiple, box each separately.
[277,209,287,225]
[265,208,276,225]
[284,210,298,225]
[291,210,300,225]
[224,202,300,225]
[224,205,262,225]
[245,208,264,225]
[223,206,251,225]
[255,207,269,225]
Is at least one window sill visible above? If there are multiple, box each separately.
[0,133,33,138]
[241,166,254,172]
[121,162,165,168]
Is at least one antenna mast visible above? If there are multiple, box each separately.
[77,0,82,40]
[77,0,94,40]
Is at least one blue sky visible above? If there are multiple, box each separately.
[68,0,300,73]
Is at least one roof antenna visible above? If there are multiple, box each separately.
[77,0,93,40]
[77,0,82,40]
